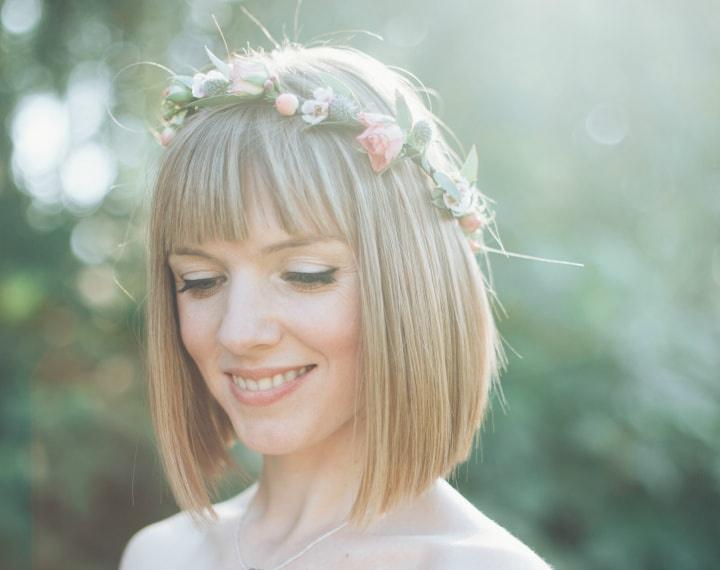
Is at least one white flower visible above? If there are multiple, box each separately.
[301,87,335,125]
[227,57,268,96]
[442,176,479,217]
[311,86,334,102]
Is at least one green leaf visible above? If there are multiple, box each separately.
[431,195,446,209]
[395,90,413,132]
[315,71,359,104]
[433,171,460,200]
[460,144,478,185]
[205,45,231,79]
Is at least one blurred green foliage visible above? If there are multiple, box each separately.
[1,0,718,569]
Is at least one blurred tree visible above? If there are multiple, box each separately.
[1,0,718,569]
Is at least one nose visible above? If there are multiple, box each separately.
[216,273,282,354]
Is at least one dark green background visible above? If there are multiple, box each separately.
[1,0,718,568]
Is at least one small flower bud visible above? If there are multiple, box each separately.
[275,93,300,116]
[469,239,484,253]
[166,84,193,104]
[459,212,483,233]
[161,99,179,120]
[159,127,175,146]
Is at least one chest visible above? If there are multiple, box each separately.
[178,529,438,570]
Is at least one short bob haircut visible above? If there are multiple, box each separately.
[145,40,507,532]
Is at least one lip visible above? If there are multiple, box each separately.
[228,365,317,407]
[224,364,314,381]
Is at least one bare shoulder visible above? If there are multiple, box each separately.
[405,479,553,569]
[425,532,553,570]
[119,484,256,570]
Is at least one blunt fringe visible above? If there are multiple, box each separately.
[144,41,507,532]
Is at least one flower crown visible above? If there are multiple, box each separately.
[155,46,495,254]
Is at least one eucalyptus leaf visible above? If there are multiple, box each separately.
[431,194,447,208]
[433,171,460,200]
[205,45,231,79]
[395,90,413,132]
[315,71,359,105]
[460,144,479,184]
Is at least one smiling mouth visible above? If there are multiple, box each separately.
[230,364,316,392]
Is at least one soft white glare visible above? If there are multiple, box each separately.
[70,216,120,265]
[585,104,628,145]
[60,143,117,209]
[66,62,112,143]
[11,93,70,179]
[189,0,232,29]
[385,13,429,48]
[1,0,42,35]
[168,30,214,74]
[67,18,112,56]
[111,114,148,167]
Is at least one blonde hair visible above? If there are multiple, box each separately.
[145,41,507,532]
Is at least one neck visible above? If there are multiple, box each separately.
[244,416,365,540]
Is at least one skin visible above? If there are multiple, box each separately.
[167,201,369,565]
[125,201,552,569]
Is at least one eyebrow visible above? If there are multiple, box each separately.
[169,237,341,260]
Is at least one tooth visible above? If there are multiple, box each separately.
[247,381,259,392]
[282,369,297,384]
[239,378,247,389]
[258,377,273,390]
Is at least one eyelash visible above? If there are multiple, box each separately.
[176,269,338,297]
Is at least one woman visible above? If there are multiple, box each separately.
[120,39,552,569]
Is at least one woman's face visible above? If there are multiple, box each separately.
[167,207,361,455]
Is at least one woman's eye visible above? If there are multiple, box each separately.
[283,268,337,290]
[175,269,337,297]
[177,277,222,298]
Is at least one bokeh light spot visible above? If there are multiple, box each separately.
[1,0,42,35]
[60,143,117,210]
[584,103,628,145]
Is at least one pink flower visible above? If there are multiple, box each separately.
[355,112,405,172]
[356,111,395,127]
[159,127,175,147]
[228,57,268,97]
[459,211,484,233]
[275,93,299,116]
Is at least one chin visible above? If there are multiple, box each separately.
[230,419,310,455]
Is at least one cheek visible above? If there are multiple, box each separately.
[288,286,361,357]
[176,298,221,363]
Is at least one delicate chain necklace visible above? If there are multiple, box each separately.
[234,497,350,570]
